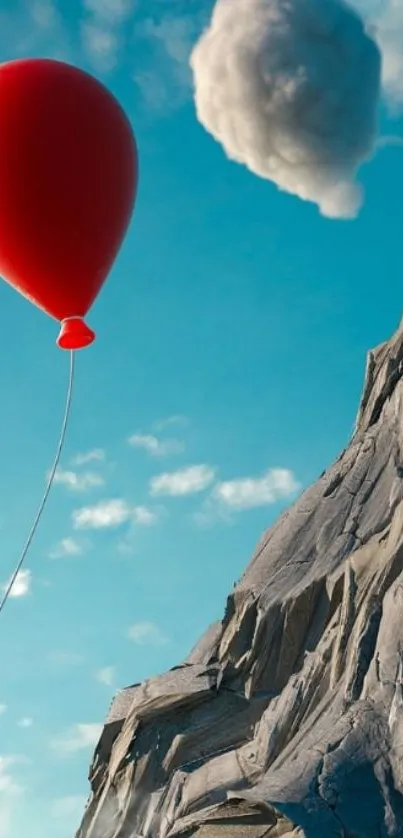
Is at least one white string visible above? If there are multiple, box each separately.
[0,349,76,617]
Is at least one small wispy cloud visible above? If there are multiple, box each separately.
[81,0,135,72]
[132,506,159,526]
[0,706,7,717]
[128,433,185,457]
[212,468,300,511]
[17,718,33,730]
[0,0,71,65]
[30,0,59,30]
[71,449,105,467]
[150,464,215,496]
[373,1,403,108]
[0,755,24,797]
[0,754,25,838]
[83,0,133,21]
[127,621,168,647]
[50,723,102,757]
[52,468,104,493]
[116,505,161,556]
[73,500,159,530]
[3,570,31,599]
[95,666,115,687]
[154,415,189,432]
[134,13,202,112]
[48,651,85,668]
[49,537,86,560]
[349,0,403,110]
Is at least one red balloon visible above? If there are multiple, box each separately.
[0,58,138,350]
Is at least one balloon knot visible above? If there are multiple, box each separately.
[57,317,96,350]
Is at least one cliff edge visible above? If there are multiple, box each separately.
[77,317,403,838]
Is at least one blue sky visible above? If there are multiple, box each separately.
[0,0,402,836]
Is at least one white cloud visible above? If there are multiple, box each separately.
[73,499,131,530]
[150,464,215,496]
[49,537,85,559]
[53,468,104,492]
[71,449,105,467]
[17,718,33,730]
[51,795,88,821]
[128,433,184,457]
[191,0,382,219]
[73,499,159,530]
[212,467,300,510]
[0,707,7,717]
[127,621,168,647]
[50,723,102,757]
[4,570,31,599]
[95,667,115,687]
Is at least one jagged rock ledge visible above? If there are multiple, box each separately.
[77,317,403,838]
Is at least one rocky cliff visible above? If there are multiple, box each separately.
[77,317,403,838]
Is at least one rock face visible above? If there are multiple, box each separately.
[77,318,403,838]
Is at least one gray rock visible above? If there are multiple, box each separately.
[76,316,403,837]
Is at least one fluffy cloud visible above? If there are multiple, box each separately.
[150,464,215,496]
[127,622,168,647]
[50,723,102,757]
[53,468,104,492]
[73,499,132,529]
[128,433,184,457]
[191,0,381,219]
[73,500,158,530]
[95,667,115,687]
[212,467,300,510]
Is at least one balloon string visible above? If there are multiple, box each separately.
[0,349,76,618]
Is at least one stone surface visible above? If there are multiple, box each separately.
[76,317,403,837]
